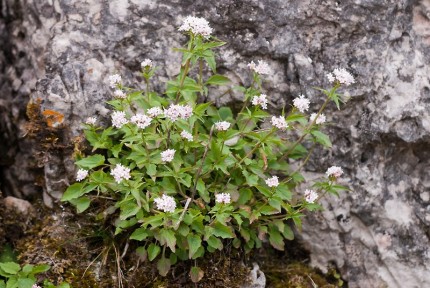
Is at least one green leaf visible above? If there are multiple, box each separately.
[29,264,50,274]
[130,228,149,241]
[205,75,231,86]
[16,278,34,288]
[269,226,285,251]
[147,243,161,261]
[206,236,223,250]
[156,257,171,276]
[282,224,294,240]
[160,229,177,253]
[61,183,84,201]
[0,262,20,275]
[311,130,332,148]
[119,201,140,220]
[190,266,204,283]
[196,179,210,203]
[187,234,201,259]
[21,264,33,275]
[70,197,91,213]
[204,55,216,72]
[268,198,282,212]
[212,222,235,238]
[75,154,105,169]
[146,164,157,177]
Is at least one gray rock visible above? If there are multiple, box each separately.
[1,0,430,287]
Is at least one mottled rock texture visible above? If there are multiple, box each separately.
[1,0,430,287]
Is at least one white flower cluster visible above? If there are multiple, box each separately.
[265,175,279,188]
[85,117,97,125]
[247,60,271,75]
[304,189,318,203]
[326,166,343,178]
[252,94,268,109]
[181,131,193,141]
[164,104,193,122]
[32,285,42,288]
[109,74,122,88]
[131,113,152,129]
[147,107,163,117]
[179,16,213,37]
[271,116,288,130]
[161,149,176,162]
[141,58,153,68]
[76,169,89,182]
[113,89,127,99]
[310,113,326,124]
[214,121,231,131]
[293,95,310,113]
[215,193,231,204]
[111,111,129,128]
[154,194,176,213]
[327,68,355,86]
[111,164,131,184]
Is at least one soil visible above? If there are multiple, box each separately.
[0,195,346,288]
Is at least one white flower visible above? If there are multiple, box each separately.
[76,169,89,182]
[265,176,279,188]
[131,113,152,129]
[251,94,268,109]
[111,111,129,128]
[326,166,344,178]
[215,193,231,204]
[113,89,127,99]
[178,16,213,37]
[109,74,122,88]
[85,117,97,125]
[147,107,163,117]
[271,116,288,130]
[32,285,42,288]
[181,131,193,141]
[154,194,177,213]
[304,189,318,203]
[293,95,310,113]
[141,58,153,68]
[164,104,193,122]
[328,68,355,86]
[161,149,176,162]
[310,113,326,124]
[247,60,271,75]
[215,121,231,131]
[110,164,131,184]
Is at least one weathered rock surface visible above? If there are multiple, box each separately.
[1,0,430,287]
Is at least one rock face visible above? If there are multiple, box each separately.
[1,0,430,287]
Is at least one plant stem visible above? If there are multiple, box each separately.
[281,143,316,184]
[191,126,214,199]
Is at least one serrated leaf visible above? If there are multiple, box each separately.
[157,257,171,276]
[187,234,201,259]
[311,130,332,148]
[130,228,149,241]
[160,229,177,253]
[70,197,91,213]
[206,75,230,86]
[16,278,34,288]
[147,243,161,261]
[190,266,204,283]
[0,262,20,275]
[269,226,285,251]
[75,154,105,169]
[212,222,235,238]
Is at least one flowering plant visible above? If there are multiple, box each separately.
[62,16,351,280]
